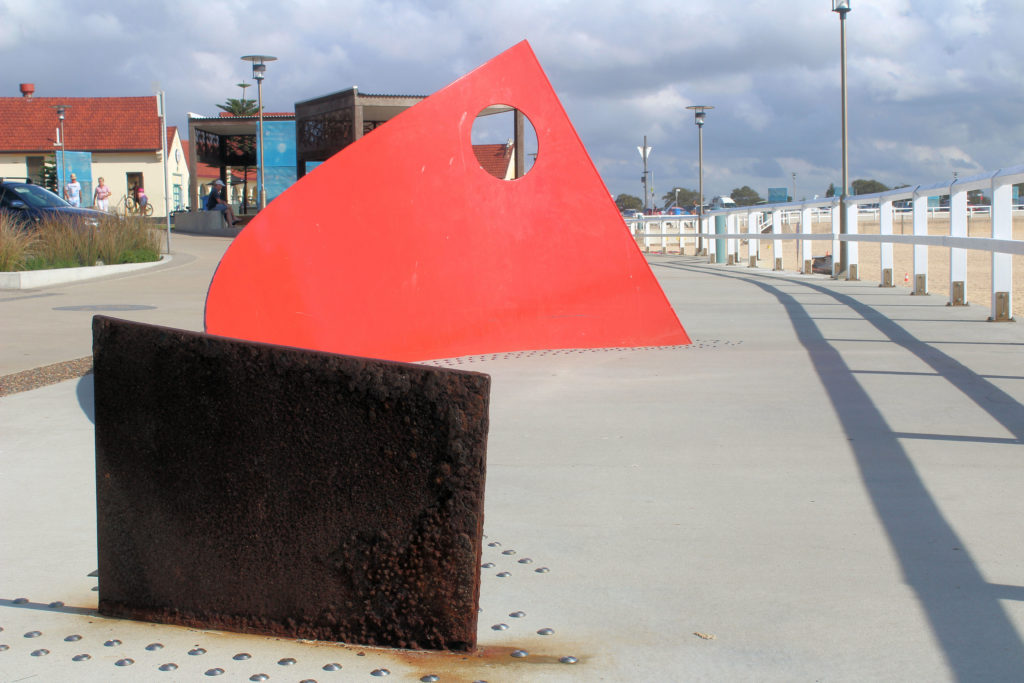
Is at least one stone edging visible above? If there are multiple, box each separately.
[0,254,171,290]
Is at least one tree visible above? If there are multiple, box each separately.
[851,179,889,195]
[616,193,642,211]
[216,98,258,116]
[661,187,699,208]
[729,186,763,207]
[825,183,836,198]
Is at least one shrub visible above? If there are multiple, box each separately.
[0,213,161,270]
[0,213,36,271]
[27,215,100,268]
[95,214,161,264]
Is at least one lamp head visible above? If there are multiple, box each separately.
[241,55,277,82]
[686,105,714,127]
[832,0,851,15]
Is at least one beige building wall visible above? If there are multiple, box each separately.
[2,139,189,216]
[0,155,30,179]
[166,132,190,212]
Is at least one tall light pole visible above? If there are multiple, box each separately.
[686,105,713,254]
[638,137,652,213]
[833,0,851,277]
[242,55,277,210]
[157,90,171,253]
[792,171,797,201]
[52,105,69,195]
[237,82,251,109]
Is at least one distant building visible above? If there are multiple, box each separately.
[0,83,187,215]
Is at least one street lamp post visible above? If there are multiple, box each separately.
[833,0,851,278]
[242,55,277,210]
[792,171,797,201]
[52,105,69,195]
[638,137,652,213]
[686,105,713,255]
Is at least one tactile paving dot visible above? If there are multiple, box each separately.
[423,341,739,367]
[0,533,581,679]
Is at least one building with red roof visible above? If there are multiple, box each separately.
[0,84,188,215]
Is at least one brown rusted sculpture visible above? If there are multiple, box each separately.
[93,316,489,651]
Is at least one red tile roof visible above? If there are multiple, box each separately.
[194,161,256,183]
[472,143,513,179]
[0,96,162,153]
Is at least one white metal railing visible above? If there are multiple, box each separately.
[624,164,1024,321]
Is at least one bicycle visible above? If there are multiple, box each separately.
[121,194,154,217]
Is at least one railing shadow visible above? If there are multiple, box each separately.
[658,259,1024,680]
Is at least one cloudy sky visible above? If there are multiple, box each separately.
[3,0,1021,204]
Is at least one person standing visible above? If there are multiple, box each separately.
[93,177,112,211]
[64,173,81,206]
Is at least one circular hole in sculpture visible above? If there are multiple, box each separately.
[471,104,538,180]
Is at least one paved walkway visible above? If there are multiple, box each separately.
[1,242,1023,681]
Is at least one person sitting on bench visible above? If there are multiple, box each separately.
[205,179,238,226]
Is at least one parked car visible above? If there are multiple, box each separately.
[0,178,108,230]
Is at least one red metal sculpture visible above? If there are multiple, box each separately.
[205,41,690,361]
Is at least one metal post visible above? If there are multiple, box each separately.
[836,2,851,278]
[639,136,651,213]
[256,77,266,210]
[158,91,171,253]
[243,55,277,211]
[698,124,704,253]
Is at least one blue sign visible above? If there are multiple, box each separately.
[768,187,788,204]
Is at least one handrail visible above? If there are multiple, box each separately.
[623,163,1021,321]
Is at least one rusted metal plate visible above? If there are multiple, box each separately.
[92,315,489,651]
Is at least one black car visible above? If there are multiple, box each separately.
[0,178,108,230]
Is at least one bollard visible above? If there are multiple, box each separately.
[847,263,858,281]
[991,292,1011,321]
[880,268,894,287]
[949,281,966,306]
[913,273,928,296]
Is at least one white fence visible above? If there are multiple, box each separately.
[625,165,1024,322]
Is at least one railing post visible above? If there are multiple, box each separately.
[727,213,738,265]
[747,211,759,266]
[845,201,859,280]
[831,203,841,277]
[879,198,895,286]
[912,189,929,295]
[644,219,653,253]
[990,174,1014,320]
[948,181,969,305]
[772,209,782,270]
[706,216,717,262]
[800,206,813,274]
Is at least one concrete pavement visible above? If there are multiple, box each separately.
[1,244,1023,681]
[0,234,229,376]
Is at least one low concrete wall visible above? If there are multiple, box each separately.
[0,255,172,290]
[173,211,243,237]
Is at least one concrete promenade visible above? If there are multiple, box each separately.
[1,235,1023,681]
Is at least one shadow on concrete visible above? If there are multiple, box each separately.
[660,259,1024,680]
[0,597,97,617]
[76,373,94,424]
